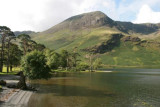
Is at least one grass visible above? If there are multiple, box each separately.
[0,67,20,75]
[32,27,119,50]
[99,41,160,67]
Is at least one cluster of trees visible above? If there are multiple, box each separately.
[0,26,46,73]
[0,26,21,73]
[0,26,102,89]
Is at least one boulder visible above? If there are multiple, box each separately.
[0,80,6,86]
[7,84,17,88]
[122,36,141,42]
[131,37,141,42]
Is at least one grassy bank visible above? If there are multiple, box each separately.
[0,67,20,75]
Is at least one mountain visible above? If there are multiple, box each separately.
[31,11,160,67]
[14,31,36,36]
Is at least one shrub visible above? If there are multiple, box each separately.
[45,49,60,69]
[77,63,89,71]
[21,50,51,80]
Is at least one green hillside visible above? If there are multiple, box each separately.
[31,11,160,67]
[32,27,121,50]
[100,39,160,67]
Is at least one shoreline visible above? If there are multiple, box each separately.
[0,87,33,107]
[0,75,33,107]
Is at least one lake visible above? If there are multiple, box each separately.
[28,69,160,107]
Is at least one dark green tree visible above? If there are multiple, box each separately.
[21,50,51,79]
[77,62,89,71]
[19,50,51,89]
[34,43,46,51]
[45,49,60,69]
[5,32,16,73]
[8,43,23,72]
[59,50,69,69]
[17,34,31,55]
[0,26,13,72]
[93,58,102,71]
[71,52,80,71]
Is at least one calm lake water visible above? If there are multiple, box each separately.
[28,69,160,107]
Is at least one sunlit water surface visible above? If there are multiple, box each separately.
[28,69,160,107]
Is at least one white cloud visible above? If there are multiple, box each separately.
[117,0,160,21]
[0,0,116,32]
[0,0,90,31]
[133,4,160,23]
[0,0,160,31]
[102,0,118,20]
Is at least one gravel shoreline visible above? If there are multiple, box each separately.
[0,75,33,107]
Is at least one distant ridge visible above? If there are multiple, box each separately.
[14,31,36,36]
[39,11,160,35]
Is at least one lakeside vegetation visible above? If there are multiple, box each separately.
[0,26,103,89]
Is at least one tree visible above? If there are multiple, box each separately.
[27,40,37,52]
[18,34,46,53]
[77,62,89,71]
[19,50,51,89]
[85,53,95,72]
[93,58,102,71]
[0,26,13,72]
[71,52,80,71]
[17,34,31,55]
[5,32,15,73]
[21,50,51,79]
[45,49,60,69]
[34,43,46,51]
[59,50,69,70]
[59,50,82,71]
[8,43,23,72]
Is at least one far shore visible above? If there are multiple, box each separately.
[102,65,160,69]
[97,71,112,72]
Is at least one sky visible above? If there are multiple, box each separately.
[0,0,160,32]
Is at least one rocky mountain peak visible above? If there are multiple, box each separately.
[45,11,116,34]
[65,11,115,29]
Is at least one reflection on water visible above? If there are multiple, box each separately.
[28,69,160,107]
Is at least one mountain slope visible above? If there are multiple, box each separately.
[31,11,160,67]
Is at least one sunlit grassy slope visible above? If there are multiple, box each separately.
[32,27,121,51]
[99,41,160,67]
